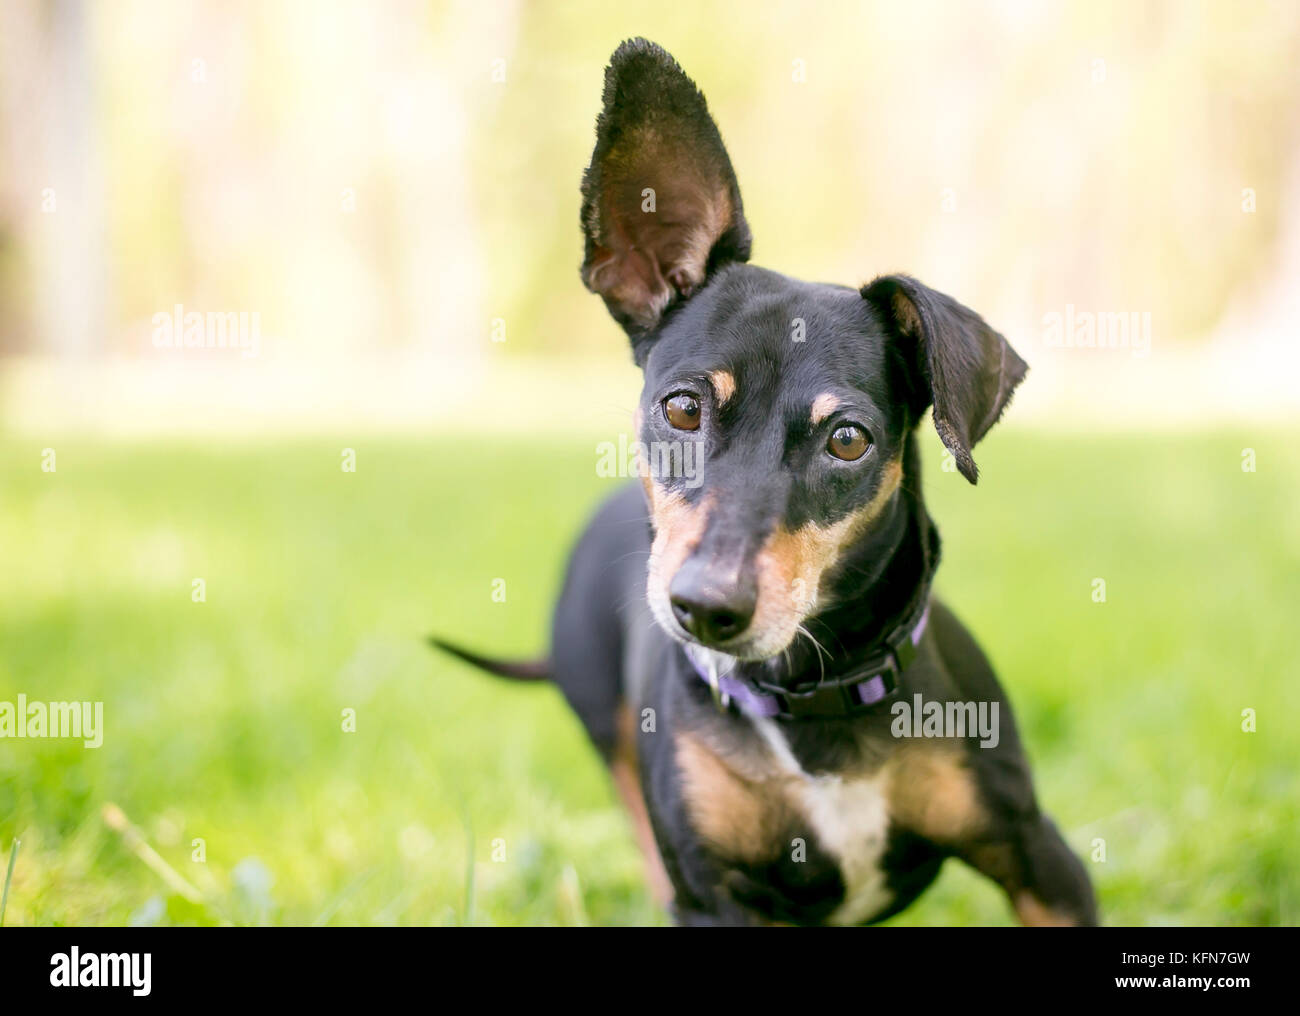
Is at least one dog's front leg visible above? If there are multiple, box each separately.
[961,815,1099,926]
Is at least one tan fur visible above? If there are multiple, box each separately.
[646,487,711,604]
[612,707,673,907]
[1014,892,1080,927]
[674,723,999,923]
[746,458,903,655]
[710,369,737,406]
[892,290,921,336]
[809,393,840,425]
[886,747,987,843]
[678,722,988,924]
[675,730,787,864]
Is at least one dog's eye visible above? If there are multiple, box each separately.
[827,424,871,461]
[663,393,701,431]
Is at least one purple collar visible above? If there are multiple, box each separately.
[683,603,930,721]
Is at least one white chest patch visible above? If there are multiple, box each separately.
[751,717,893,925]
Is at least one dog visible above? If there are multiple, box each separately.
[433,38,1097,927]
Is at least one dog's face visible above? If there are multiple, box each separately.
[580,40,1027,660]
[634,268,913,660]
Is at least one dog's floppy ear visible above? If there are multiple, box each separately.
[580,38,751,361]
[862,275,1027,484]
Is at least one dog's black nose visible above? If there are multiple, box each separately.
[669,563,756,645]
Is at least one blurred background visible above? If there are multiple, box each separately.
[3,0,1300,429]
[1,0,1297,926]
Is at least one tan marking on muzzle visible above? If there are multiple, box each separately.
[709,369,736,406]
[646,485,712,607]
[748,458,904,651]
[809,393,840,426]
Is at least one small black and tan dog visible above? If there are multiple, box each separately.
[434,38,1096,927]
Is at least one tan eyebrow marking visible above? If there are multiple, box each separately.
[709,369,736,406]
[810,393,840,426]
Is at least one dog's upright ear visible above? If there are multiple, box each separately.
[580,38,751,361]
[863,275,1028,484]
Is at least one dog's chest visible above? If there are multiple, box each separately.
[751,718,893,925]
[674,716,897,925]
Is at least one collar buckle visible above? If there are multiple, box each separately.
[756,649,902,720]
[774,678,859,719]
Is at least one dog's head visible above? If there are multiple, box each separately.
[581,39,1027,661]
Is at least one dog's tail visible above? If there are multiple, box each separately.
[427,636,550,682]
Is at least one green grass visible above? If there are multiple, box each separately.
[1,429,1297,926]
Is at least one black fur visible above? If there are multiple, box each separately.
[862,274,1028,483]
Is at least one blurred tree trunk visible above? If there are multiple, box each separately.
[0,0,107,358]
[44,0,108,357]
[0,0,43,355]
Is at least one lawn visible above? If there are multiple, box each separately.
[1,428,1296,926]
